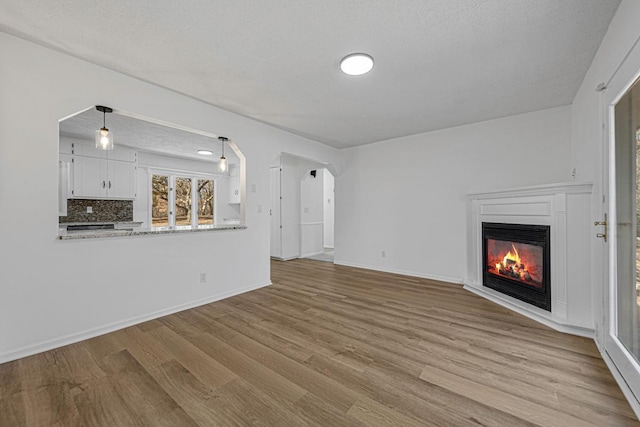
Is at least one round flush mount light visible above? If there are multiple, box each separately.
[340,53,374,76]
[197,150,213,156]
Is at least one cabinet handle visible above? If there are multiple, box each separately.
[102,180,106,189]
[109,181,111,189]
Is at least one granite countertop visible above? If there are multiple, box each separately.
[58,224,247,240]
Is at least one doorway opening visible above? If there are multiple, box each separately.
[269,154,335,263]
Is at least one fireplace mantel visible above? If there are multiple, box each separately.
[465,182,593,337]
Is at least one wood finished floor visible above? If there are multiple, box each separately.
[1,259,638,426]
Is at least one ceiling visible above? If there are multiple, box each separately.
[60,108,240,164]
[1,1,621,148]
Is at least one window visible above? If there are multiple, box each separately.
[197,179,214,225]
[175,177,192,226]
[151,173,215,228]
[151,175,169,227]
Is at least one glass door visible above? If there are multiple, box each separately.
[604,54,640,406]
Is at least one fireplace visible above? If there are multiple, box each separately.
[482,222,551,311]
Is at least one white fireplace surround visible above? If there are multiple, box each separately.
[465,182,593,337]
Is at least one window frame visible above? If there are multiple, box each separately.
[149,168,217,230]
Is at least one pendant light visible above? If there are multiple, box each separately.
[95,106,114,150]
[218,136,228,172]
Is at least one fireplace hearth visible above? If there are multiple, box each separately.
[482,222,551,311]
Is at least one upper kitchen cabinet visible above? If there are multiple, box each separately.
[70,141,137,200]
[228,164,241,204]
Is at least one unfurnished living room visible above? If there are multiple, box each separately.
[3,1,640,426]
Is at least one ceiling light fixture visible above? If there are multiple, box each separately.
[340,53,374,76]
[95,105,114,150]
[218,136,228,172]
[198,150,213,156]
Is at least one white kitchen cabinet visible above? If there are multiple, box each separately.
[70,143,137,200]
[229,175,241,204]
[107,159,136,199]
[72,155,108,198]
[58,154,72,216]
[227,165,241,204]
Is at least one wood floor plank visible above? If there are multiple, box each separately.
[419,364,610,427]
[98,350,198,426]
[0,258,637,426]
[146,324,237,388]
[0,393,26,427]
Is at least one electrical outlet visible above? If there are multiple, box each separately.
[257,204,262,213]
[200,272,207,283]
[571,168,576,179]
[87,206,93,213]
[381,250,386,258]
[251,183,257,193]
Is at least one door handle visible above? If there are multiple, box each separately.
[594,213,608,242]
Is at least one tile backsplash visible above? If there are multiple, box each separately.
[59,199,133,223]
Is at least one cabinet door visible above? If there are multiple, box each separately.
[72,156,107,198]
[59,154,71,215]
[107,160,136,199]
[229,175,241,204]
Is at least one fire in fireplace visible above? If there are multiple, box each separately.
[482,223,551,311]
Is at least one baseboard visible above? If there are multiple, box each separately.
[301,251,324,258]
[600,348,640,420]
[333,260,464,285]
[463,283,594,338]
[0,281,271,365]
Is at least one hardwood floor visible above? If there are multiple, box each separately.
[1,259,638,426]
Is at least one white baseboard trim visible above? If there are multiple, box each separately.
[301,251,324,258]
[0,281,271,365]
[333,260,464,285]
[463,283,594,339]
[600,348,640,420]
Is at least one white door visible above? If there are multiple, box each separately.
[270,167,282,258]
[602,41,640,406]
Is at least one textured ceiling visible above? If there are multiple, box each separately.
[60,109,240,164]
[1,0,621,148]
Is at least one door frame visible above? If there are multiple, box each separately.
[601,42,640,411]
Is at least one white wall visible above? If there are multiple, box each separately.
[0,32,340,362]
[335,106,572,282]
[323,169,335,248]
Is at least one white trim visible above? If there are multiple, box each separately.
[0,281,271,365]
[301,251,324,258]
[463,283,594,338]
[468,182,593,198]
[334,260,464,285]
[146,165,225,179]
[601,347,640,420]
